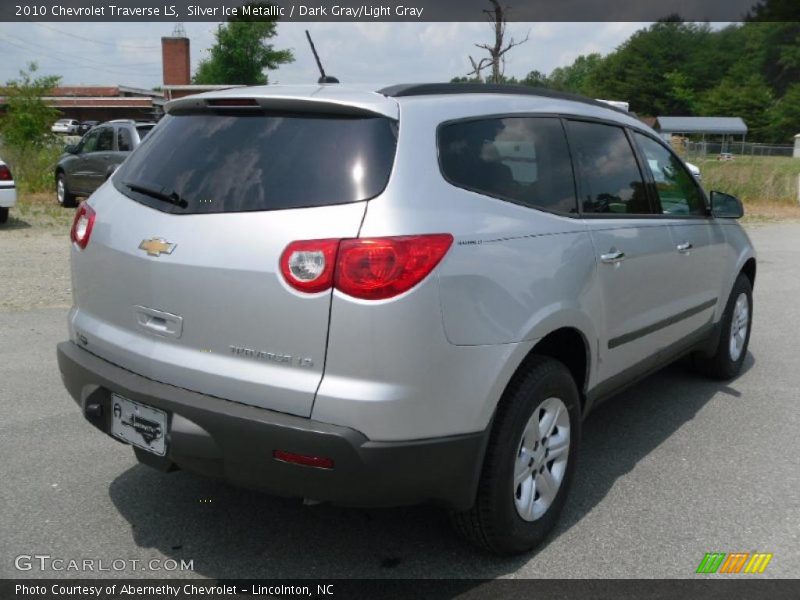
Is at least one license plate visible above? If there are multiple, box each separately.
[110,394,168,456]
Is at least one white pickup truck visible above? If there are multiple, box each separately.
[0,157,16,224]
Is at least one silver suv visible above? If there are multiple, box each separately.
[57,83,756,555]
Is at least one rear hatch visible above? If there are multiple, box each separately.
[69,93,398,417]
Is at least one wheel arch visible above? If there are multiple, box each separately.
[741,257,756,289]
[500,326,591,417]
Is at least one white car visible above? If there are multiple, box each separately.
[0,157,16,224]
[51,119,80,135]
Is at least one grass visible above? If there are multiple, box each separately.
[688,156,800,223]
[7,192,75,231]
[0,142,63,194]
[689,155,800,205]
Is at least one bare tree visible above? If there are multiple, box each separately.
[467,0,530,83]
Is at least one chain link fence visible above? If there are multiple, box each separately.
[683,140,794,159]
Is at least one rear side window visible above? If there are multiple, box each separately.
[567,120,653,215]
[113,113,397,214]
[438,117,577,214]
[96,127,114,152]
[633,132,706,216]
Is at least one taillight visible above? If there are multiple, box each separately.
[279,234,453,300]
[70,203,95,249]
[207,98,259,107]
[0,164,12,181]
[336,234,454,300]
[280,239,339,293]
[273,449,334,470]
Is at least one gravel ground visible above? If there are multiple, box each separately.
[0,228,71,310]
[1,220,799,579]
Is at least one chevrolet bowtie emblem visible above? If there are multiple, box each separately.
[138,238,176,257]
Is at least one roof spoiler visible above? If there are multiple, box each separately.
[166,95,397,119]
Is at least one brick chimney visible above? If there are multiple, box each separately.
[162,36,190,86]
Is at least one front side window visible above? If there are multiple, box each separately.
[633,132,706,216]
[80,130,100,154]
[567,120,653,215]
[438,117,577,214]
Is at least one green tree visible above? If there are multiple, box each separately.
[193,7,293,85]
[547,54,603,95]
[699,75,775,139]
[586,20,714,115]
[0,62,60,150]
[767,83,800,142]
[520,70,549,87]
[663,70,697,115]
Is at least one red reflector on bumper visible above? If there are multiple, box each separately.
[273,449,334,470]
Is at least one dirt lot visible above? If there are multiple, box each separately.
[0,225,71,311]
[2,194,800,578]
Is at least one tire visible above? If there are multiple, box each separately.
[451,356,581,555]
[693,274,753,380]
[0,207,8,224]
[56,173,77,208]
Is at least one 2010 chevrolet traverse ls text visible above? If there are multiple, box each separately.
[58,83,756,555]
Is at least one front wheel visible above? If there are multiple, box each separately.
[0,207,8,224]
[56,173,77,208]
[693,273,753,380]
[451,356,581,555]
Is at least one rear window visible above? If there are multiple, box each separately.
[113,113,398,214]
[135,125,153,141]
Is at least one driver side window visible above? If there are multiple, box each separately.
[633,132,706,216]
[80,130,100,154]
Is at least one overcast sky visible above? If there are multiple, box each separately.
[0,21,649,89]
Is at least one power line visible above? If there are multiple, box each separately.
[1,32,160,69]
[0,34,161,75]
[28,22,163,50]
[0,38,161,80]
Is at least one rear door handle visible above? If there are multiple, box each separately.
[677,242,693,253]
[600,250,625,264]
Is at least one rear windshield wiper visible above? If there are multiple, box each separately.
[122,181,188,209]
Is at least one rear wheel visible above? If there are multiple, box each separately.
[56,173,77,208]
[0,207,8,224]
[693,274,753,380]
[451,356,581,555]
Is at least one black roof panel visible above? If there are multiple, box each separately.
[377,83,629,115]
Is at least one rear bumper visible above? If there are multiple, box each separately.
[57,341,487,510]
[0,186,16,208]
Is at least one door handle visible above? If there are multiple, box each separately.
[600,250,625,264]
[677,241,693,253]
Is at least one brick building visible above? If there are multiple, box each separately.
[0,32,239,121]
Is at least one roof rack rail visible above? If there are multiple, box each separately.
[377,83,630,115]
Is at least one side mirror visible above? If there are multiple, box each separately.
[64,144,79,154]
[710,190,744,219]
